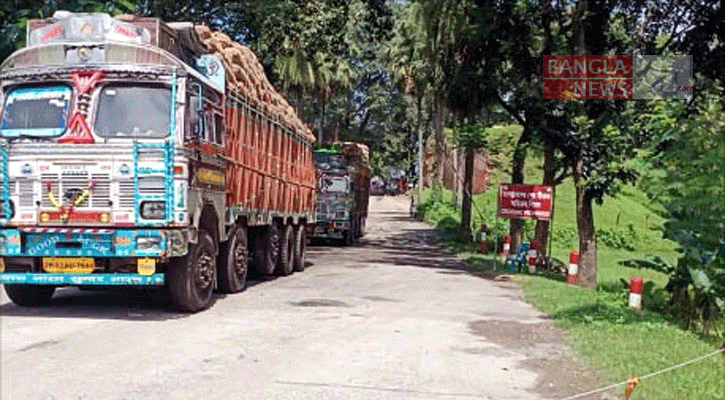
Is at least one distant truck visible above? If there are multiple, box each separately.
[0,12,316,311]
[309,143,371,245]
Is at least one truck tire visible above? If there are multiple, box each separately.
[4,285,55,306]
[293,224,306,272]
[167,231,216,312]
[343,229,354,246]
[276,224,294,276]
[218,226,248,293]
[253,224,280,276]
[354,216,362,238]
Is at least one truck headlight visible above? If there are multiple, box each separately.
[140,201,166,220]
[137,236,163,250]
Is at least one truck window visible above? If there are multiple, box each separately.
[95,85,171,138]
[0,86,71,137]
[320,176,350,193]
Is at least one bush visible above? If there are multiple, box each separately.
[552,224,640,251]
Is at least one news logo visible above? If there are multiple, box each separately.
[543,55,692,100]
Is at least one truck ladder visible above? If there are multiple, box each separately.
[0,144,9,221]
[133,140,175,226]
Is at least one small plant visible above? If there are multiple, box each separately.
[620,255,724,334]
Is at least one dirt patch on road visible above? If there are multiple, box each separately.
[469,319,612,399]
[291,299,351,307]
[468,319,562,348]
[361,295,401,302]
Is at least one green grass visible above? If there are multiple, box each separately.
[418,124,724,399]
[519,276,725,399]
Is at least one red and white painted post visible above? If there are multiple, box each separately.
[502,235,511,259]
[629,276,643,312]
[567,250,579,284]
[479,224,488,254]
[527,239,538,273]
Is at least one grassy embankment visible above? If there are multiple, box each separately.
[418,124,724,399]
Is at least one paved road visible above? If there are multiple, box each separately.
[1,195,598,400]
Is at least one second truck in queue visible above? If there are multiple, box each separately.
[310,142,371,245]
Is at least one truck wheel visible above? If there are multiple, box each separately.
[4,285,55,306]
[354,216,362,238]
[343,229,354,246]
[167,231,216,312]
[218,226,248,293]
[293,224,306,272]
[254,224,280,276]
[276,224,294,276]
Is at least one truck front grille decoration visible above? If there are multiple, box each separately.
[45,179,96,221]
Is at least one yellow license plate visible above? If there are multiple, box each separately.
[137,258,156,275]
[42,257,95,273]
[0,257,4,272]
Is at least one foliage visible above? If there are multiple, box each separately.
[453,123,488,152]
[620,255,724,333]
[624,80,725,330]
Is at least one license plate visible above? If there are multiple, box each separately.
[42,257,95,273]
[0,257,4,272]
[315,227,325,233]
[137,258,156,275]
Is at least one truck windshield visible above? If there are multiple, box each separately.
[320,176,350,193]
[95,85,171,138]
[0,86,71,138]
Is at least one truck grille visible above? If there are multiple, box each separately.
[40,172,111,208]
[118,177,166,209]
[17,178,33,207]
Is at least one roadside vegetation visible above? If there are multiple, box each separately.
[416,123,724,399]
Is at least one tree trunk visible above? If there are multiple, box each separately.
[509,126,530,252]
[534,142,555,255]
[417,94,424,202]
[319,94,326,144]
[452,146,459,205]
[460,147,475,241]
[433,98,445,188]
[574,158,597,290]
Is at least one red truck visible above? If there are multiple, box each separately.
[0,11,316,311]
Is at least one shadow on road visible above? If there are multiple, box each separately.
[360,219,510,282]
[0,273,285,320]
[0,287,189,320]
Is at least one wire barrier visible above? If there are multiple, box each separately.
[560,347,725,400]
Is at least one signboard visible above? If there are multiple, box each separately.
[195,54,226,93]
[497,184,553,220]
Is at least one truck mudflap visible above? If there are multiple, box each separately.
[0,272,165,285]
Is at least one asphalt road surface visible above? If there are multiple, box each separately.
[1,195,603,400]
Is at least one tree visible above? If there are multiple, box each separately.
[628,79,725,327]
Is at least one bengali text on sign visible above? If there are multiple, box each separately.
[497,184,553,221]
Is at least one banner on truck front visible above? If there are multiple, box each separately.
[497,184,553,220]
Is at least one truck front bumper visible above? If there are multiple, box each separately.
[0,227,190,258]
[309,220,350,239]
[1,272,164,286]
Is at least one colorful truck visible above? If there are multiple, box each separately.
[0,11,316,311]
[309,142,370,245]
